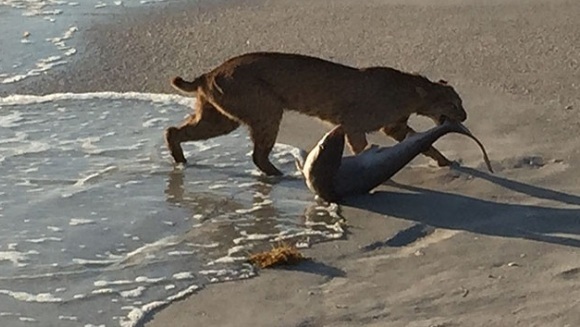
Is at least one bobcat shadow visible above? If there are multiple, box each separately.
[343,180,580,248]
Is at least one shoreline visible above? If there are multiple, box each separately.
[4,0,580,326]
[5,0,578,113]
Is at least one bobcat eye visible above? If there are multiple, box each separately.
[450,103,461,113]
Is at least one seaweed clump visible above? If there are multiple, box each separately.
[248,243,307,269]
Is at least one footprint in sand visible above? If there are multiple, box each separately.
[437,154,568,183]
[556,267,580,280]
[488,155,568,173]
[501,155,547,170]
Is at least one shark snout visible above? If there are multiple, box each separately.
[327,125,345,139]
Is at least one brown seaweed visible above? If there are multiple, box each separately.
[248,243,307,269]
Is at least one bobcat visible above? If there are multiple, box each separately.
[166,52,467,176]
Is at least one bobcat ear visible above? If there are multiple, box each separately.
[438,79,448,85]
[415,86,428,98]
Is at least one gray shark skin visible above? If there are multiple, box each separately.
[296,120,493,203]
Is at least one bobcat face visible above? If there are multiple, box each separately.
[417,82,467,125]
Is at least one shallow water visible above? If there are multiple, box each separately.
[0,93,344,326]
[0,0,175,86]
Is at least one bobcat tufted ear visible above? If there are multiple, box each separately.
[415,86,428,98]
[438,79,448,85]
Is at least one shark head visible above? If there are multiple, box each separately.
[298,125,345,202]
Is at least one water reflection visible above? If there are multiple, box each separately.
[163,169,345,265]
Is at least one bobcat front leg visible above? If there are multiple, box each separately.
[165,100,240,164]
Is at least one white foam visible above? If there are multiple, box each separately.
[120,286,145,298]
[142,117,168,128]
[119,236,179,264]
[8,25,78,79]
[25,237,62,243]
[58,315,78,321]
[0,92,192,107]
[72,258,118,265]
[83,144,143,155]
[119,284,200,327]
[4,140,52,158]
[0,312,18,317]
[0,251,31,265]
[208,184,228,190]
[47,226,63,232]
[234,206,264,214]
[69,218,96,226]
[272,228,344,242]
[167,250,195,256]
[2,56,68,84]
[64,48,76,56]
[92,288,115,295]
[192,142,220,153]
[139,0,166,4]
[207,256,247,265]
[22,8,63,17]
[272,143,305,164]
[134,276,165,283]
[73,166,117,186]
[236,182,261,188]
[172,272,193,280]
[233,232,275,244]
[198,269,238,277]
[187,242,219,249]
[0,111,24,127]
[0,131,27,143]
[198,265,255,283]
[0,290,62,303]
[94,280,132,287]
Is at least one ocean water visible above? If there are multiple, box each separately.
[0,0,169,85]
[0,2,345,327]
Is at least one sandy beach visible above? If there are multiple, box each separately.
[6,0,580,326]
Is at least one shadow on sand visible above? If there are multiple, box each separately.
[343,168,580,248]
[454,166,580,206]
[278,259,346,278]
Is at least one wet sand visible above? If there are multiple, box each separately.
[7,0,580,326]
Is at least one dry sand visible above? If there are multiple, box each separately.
[7,0,580,326]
